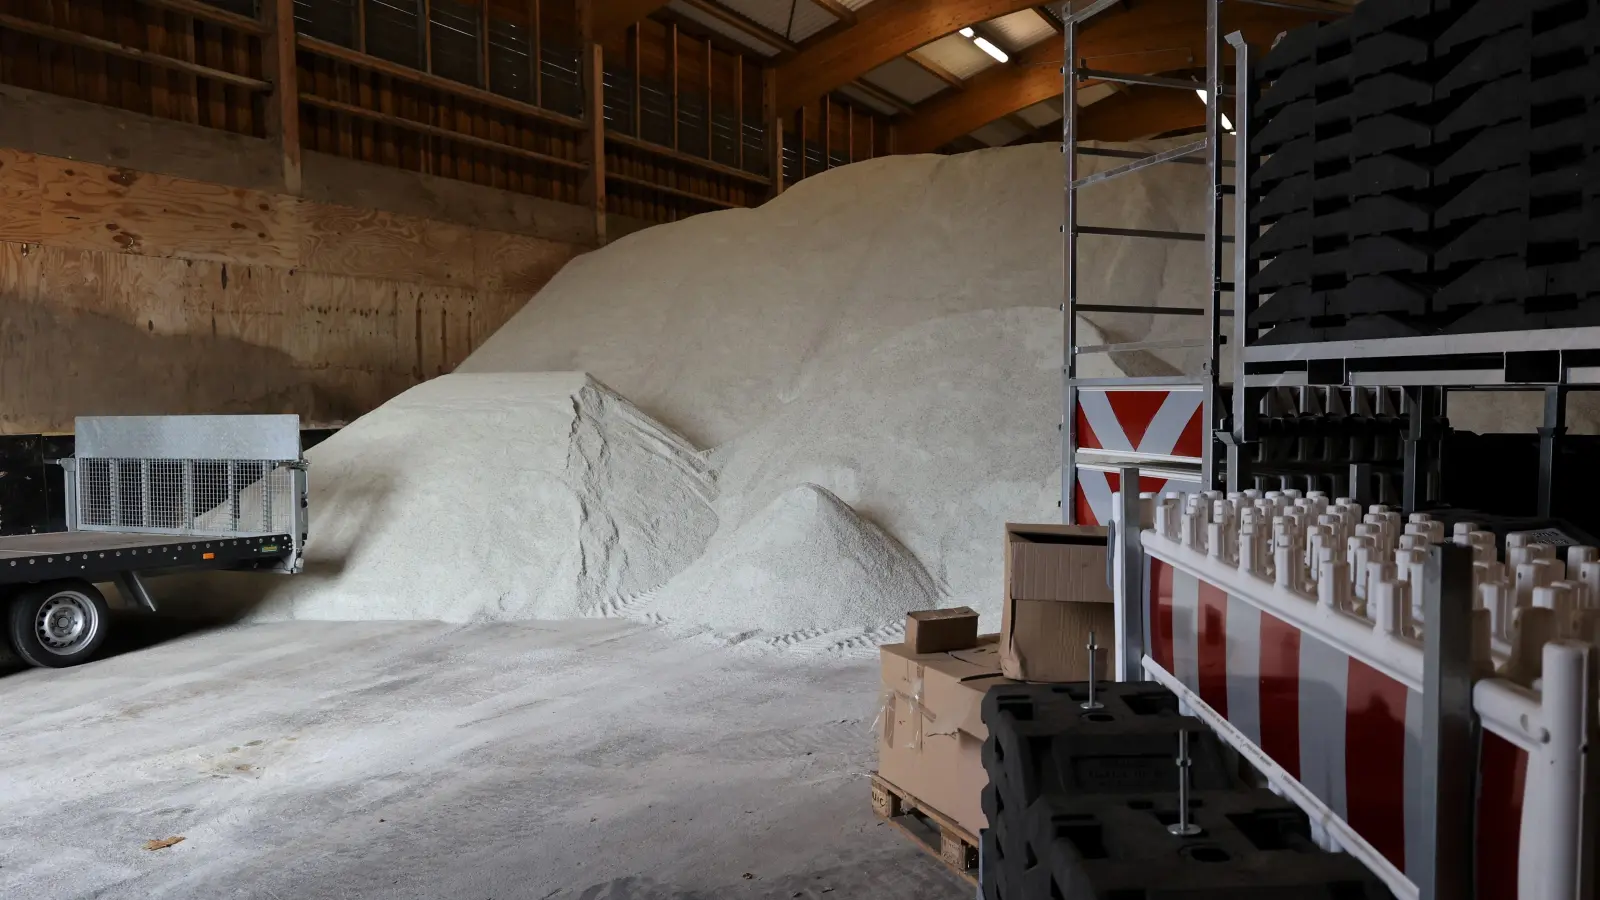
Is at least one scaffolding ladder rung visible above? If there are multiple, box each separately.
[1073,140,1207,189]
[1076,146,1208,167]
[1077,68,1235,95]
[1077,225,1233,243]
[1074,303,1234,317]
[1076,338,1212,355]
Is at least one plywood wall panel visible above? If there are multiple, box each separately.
[0,149,42,242]
[299,202,476,287]
[35,155,300,267]
[1,150,573,433]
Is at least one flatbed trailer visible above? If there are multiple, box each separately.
[0,415,307,669]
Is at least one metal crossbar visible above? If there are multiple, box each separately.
[1076,225,1234,243]
[1071,139,1206,188]
[1078,68,1236,94]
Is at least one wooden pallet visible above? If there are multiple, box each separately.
[870,773,979,887]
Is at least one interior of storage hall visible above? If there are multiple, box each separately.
[5,0,1597,898]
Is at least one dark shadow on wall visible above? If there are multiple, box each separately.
[0,295,372,433]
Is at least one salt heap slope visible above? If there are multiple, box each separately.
[631,483,939,636]
[209,372,717,622]
[462,143,1210,624]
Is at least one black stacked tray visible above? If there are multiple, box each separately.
[979,681,1239,900]
[1016,789,1393,899]
[1245,0,1600,343]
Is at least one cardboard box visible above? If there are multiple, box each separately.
[1001,523,1114,683]
[876,635,1015,836]
[905,607,980,653]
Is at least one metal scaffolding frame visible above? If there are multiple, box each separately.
[1061,0,1234,522]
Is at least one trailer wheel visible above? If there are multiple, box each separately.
[8,581,110,668]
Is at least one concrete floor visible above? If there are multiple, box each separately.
[0,618,968,900]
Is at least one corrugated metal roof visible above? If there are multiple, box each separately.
[1016,99,1063,127]
[915,33,997,81]
[717,0,838,42]
[836,0,877,9]
[835,82,901,116]
[970,118,1027,146]
[984,10,1056,53]
[861,56,952,105]
[665,0,784,55]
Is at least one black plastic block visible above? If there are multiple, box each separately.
[1252,175,1313,224]
[1253,249,1314,292]
[1259,61,1316,118]
[1353,112,1436,156]
[1337,274,1435,316]
[1253,100,1314,155]
[1435,1,1525,57]
[1251,213,1314,258]
[1248,284,1326,327]
[1260,23,1320,82]
[1350,194,1434,236]
[1251,138,1313,191]
[1019,790,1395,900]
[1351,152,1434,196]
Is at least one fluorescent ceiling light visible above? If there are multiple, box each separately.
[1195,88,1235,133]
[972,36,1009,63]
[959,26,975,37]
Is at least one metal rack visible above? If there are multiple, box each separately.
[1061,0,1235,523]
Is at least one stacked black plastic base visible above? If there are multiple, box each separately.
[979,682,1392,900]
[1247,0,1600,343]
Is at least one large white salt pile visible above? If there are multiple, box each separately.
[626,483,939,636]
[192,142,1218,636]
[184,372,716,622]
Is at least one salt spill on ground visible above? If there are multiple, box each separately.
[0,620,966,900]
[200,142,1215,639]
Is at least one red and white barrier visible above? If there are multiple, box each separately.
[1114,488,1596,900]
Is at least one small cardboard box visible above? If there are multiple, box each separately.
[905,607,980,653]
[1001,523,1114,683]
[876,635,1014,835]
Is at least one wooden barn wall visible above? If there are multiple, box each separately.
[0,147,582,433]
[0,0,896,224]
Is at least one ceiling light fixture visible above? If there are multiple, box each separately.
[959,26,975,37]
[972,36,1009,63]
[1194,88,1235,133]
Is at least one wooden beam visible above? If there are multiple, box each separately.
[300,94,587,168]
[669,22,679,150]
[594,0,671,41]
[299,36,584,128]
[132,0,266,35]
[631,23,642,135]
[776,0,1317,114]
[607,131,770,184]
[262,0,301,194]
[763,66,783,197]
[0,12,270,90]
[480,0,491,90]
[821,95,830,170]
[705,36,714,157]
[905,50,964,91]
[845,78,915,115]
[890,0,1317,153]
[532,0,542,106]
[735,53,744,168]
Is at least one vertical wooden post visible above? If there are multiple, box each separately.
[820,95,829,170]
[578,0,606,246]
[668,22,678,150]
[262,0,301,194]
[762,65,782,198]
[846,104,853,164]
[479,0,491,90]
[704,38,713,159]
[797,104,807,180]
[356,0,367,52]
[734,53,743,170]
[423,0,434,73]
[531,0,542,106]
[630,23,640,136]
[867,114,874,159]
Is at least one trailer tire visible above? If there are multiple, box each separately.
[8,581,110,668]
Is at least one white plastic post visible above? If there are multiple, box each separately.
[1519,641,1592,900]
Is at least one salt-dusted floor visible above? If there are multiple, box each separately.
[0,618,966,900]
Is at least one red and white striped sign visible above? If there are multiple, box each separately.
[1076,388,1205,460]
[1147,558,1527,900]
[1075,467,1201,527]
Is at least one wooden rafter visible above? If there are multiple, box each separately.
[778,0,1316,115]
[594,0,672,39]
[905,50,964,91]
[890,0,1321,154]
